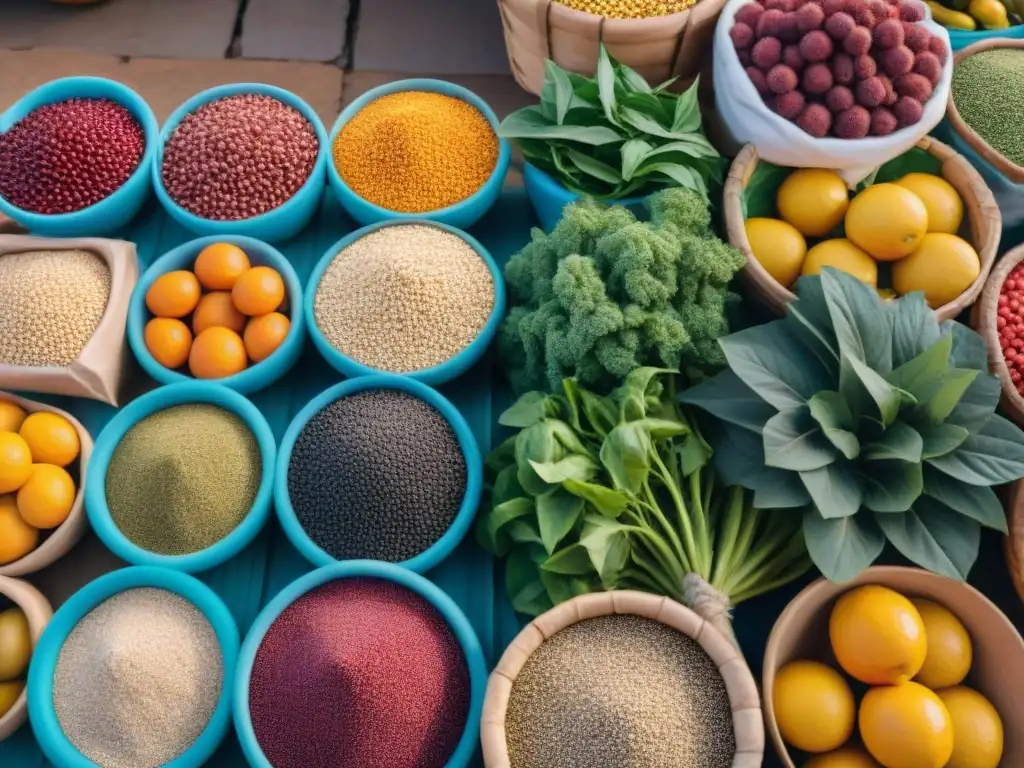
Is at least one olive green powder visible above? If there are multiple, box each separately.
[505,614,735,768]
[952,49,1024,166]
[105,404,261,555]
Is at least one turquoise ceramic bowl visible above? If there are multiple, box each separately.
[327,78,510,229]
[0,77,158,237]
[233,560,487,768]
[127,235,305,395]
[85,382,276,573]
[948,25,1024,51]
[305,219,505,386]
[274,375,482,573]
[523,162,648,232]
[27,566,239,768]
[152,83,328,242]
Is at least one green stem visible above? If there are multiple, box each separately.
[622,509,689,581]
[732,526,807,596]
[723,495,760,581]
[732,554,814,604]
[689,468,712,576]
[722,514,799,596]
[623,567,684,602]
[710,487,746,588]
[650,452,700,572]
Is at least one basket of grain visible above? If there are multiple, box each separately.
[497,0,726,96]
[0,235,138,405]
[1006,480,1024,609]
[481,590,763,768]
[723,136,1000,321]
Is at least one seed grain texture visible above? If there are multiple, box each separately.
[0,249,111,368]
[314,224,494,372]
[506,614,735,768]
[333,91,498,213]
[52,587,223,768]
[553,0,695,17]
[105,404,261,555]
[953,49,1024,166]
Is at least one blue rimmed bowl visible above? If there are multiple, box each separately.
[275,375,482,574]
[327,78,510,229]
[234,560,487,768]
[305,219,505,386]
[523,162,648,233]
[127,235,305,395]
[0,77,158,237]
[153,83,328,242]
[948,25,1024,52]
[27,566,239,768]
[85,382,276,573]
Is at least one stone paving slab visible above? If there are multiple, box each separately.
[239,0,350,63]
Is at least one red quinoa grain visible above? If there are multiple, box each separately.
[249,578,470,768]
[161,94,318,221]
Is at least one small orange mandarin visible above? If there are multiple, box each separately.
[244,312,291,363]
[145,270,202,318]
[0,494,38,565]
[189,327,248,379]
[232,266,285,316]
[19,412,80,468]
[193,242,251,291]
[16,463,75,530]
[144,318,192,369]
[192,291,247,335]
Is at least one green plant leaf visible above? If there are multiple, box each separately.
[499,106,621,144]
[803,509,885,582]
[508,519,545,546]
[562,479,630,517]
[566,148,622,185]
[529,455,599,484]
[478,496,533,555]
[875,499,980,580]
[922,465,1007,533]
[634,417,689,439]
[619,107,681,139]
[863,422,923,463]
[874,147,944,183]
[763,408,838,471]
[596,44,620,127]
[886,333,951,401]
[541,543,595,575]
[918,422,970,459]
[642,135,720,160]
[642,162,707,198]
[600,421,653,494]
[754,472,812,509]
[539,568,596,605]
[515,422,564,496]
[928,414,1024,486]
[741,161,792,219]
[710,422,789,493]
[672,77,702,134]
[821,268,893,374]
[917,369,980,424]
[947,321,989,370]
[537,489,586,553]
[506,544,552,616]
[618,91,670,124]
[679,370,775,433]
[580,515,631,588]
[945,373,1001,434]
[493,464,526,506]
[890,292,941,367]
[801,461,863,519]
[580,388,618,436]
[616,62,653,93]
[486,434,517,472]
[840,351,904,426]
[862,460,923,513]
[786,278,841,374]
[500,391,554,427]
[621,138,653,181]
[808,390,859,460]
[548,419,592,456]
[544,59,575,124]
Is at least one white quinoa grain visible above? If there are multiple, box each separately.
[313,224,494,372]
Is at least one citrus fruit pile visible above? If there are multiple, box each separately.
[775,584,1004,768]
[0,398,80,566]
[0,605,31,719]
[746,167,981,308]
[143,242,291,380]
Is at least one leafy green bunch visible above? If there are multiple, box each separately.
[498,188,745,396]
[479,368,812,641]
[499,45,724,201]
[681,268,1024,583]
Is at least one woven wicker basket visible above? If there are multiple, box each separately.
[497,0,727,95]
[0,576,52,742]
[948,38,1024,185]
[723,136,1001,321]
[480,590,764,767]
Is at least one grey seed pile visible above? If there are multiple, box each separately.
[506,615,735,768]
[313,224,494,372]
[105,404,261,555]
[161,94,319,221]
[953,49,1024,166]
[52,587,223,768]
[286,389,467,562]
[0,249,111,368]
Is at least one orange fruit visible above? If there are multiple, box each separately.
[145,270,202,318]
[804,747,882,768]
[745,218,807,288]
[859,682,954,768]
[192,291,247,335]
[777,168,850,237]
[244,312,291,363]
[231,266,285,316]
[937,686,1003,768]
[189,327,248,379]
[144,317,193,369]
[802,239,879,287]
[773,660,856,753]
[895,173,964,234]
[16,463,75,529]
[845,184,929,261]
[0,494,38,565]
[912,599,973,690]
[19,412,80,468]
[193,242,251,290]
[0,433,33,494]
[0,401,27,434]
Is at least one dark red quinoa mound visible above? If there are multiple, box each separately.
[161,93,318,221]
[0,98,144,215]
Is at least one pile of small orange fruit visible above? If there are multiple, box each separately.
[0,398,80,565]
[143,242,291,379]
[774,584,1003,768]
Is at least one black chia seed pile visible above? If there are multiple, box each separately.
[286,389,467,562]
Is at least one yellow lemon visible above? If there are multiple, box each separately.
[892,233,980,309]
[804,747,882,768]
[802,239,879,287]
[777,168,851,237]
[745,217,807,287]
[830,584,926,685]
[936,686,1003,768]
[0,680,23,720]
[895,173,964,234]
[0,432,33,494]
[859,682,954,768]
[845,183,929,261]
[0,607,31,680]
[773,660,856,753]
[0,400,26,434]
[911,599,972,690]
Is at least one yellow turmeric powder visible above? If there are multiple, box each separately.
[333,91,499,213]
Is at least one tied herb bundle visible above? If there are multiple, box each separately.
[479,368,813,644]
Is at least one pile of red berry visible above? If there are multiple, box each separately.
[998,266,1024,393]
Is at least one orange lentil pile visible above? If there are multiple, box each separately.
[332,92,499,213]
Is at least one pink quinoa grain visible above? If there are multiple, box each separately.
[735,2,766,26]
[753,37,784,69]
[803,62,835,94]
[832,52,856,83]
[870,106,898,135]
[854,54,877,78]
[800,30,834,61]
[843,25,872,55]
[248,578,470,768]
[824,11,855,38]
[796,2,826,32]
[834,105,871,137]
[873,18,904,48]
[798,102,833,136]
[775,90,807,118]
[161,94,318,221]
[913,51,942,84]
[0,99,144,215]
[826,85,856,111]
[731,22,756,49]
[747,66,771,94]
